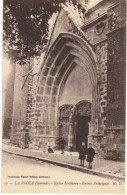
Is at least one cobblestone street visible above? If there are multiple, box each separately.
[2,141,125,178]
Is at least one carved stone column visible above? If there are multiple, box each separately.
[68,105,75,150]
[88,119,99,144]
[68,121,74,150]
[88,121,95,144]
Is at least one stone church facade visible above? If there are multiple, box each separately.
[3,0,126,161]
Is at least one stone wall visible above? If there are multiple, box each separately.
[103,1,126,160]
[103,128,125,161]
[48,9,73,48]
[26,68,40,148]
[3,62,15,138]
[10,63,30,145]
[95,41,108,133]
[106,28,125,127]
[82,0,126,159]
[20,63,30,127]
[10,57,43,147]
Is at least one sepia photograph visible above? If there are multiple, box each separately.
[2,0,126,193]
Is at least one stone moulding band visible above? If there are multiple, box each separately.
[87,134,104,137]
[106,125,124,129]
[105,129,125,132]
[29,135,58,138]
[81,13,107,30]
[88,0,124,14]
[108,0,125,11]
[94,38,107,47]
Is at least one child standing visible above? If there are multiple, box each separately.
[79,142,87,166]
[60,137,66,154]
[86,143,95,169]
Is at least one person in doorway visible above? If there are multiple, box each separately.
[48,146,54,153]
[60,137,66,154]
[79,142,87,166]
[86,143,95,169]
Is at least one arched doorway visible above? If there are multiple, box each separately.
[58,64,92,151]
[58,101,91,151]
[34,32,98,149]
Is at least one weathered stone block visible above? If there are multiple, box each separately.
[36,95,43,102]
[52,86,58,95]
[51,96,56,103]
[47,77,54,86]
[41,77,46,85]
[46,87,51,95]
[43,67,49,76]
[44,96,50,103]
[38,86,44,94]
[54,76,61,86]
[50,67,57,76]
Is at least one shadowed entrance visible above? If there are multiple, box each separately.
[76,116,91,150]
[58,64,92,151]
[75,101,91,151]
[59,101,91,151]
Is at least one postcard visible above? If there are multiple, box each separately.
[2,0,125,193]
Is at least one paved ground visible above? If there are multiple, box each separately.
[2,151,125,193]
[2,141,125,178]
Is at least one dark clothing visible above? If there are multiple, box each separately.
[48,148,54,153]
[79,146,87,160]
[86,148,95,163]
[61,144,65,150]
[60,139,66,145]
[60,138,66,150]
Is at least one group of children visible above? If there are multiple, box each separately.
[79,142,95,169]
[47,139,95,169]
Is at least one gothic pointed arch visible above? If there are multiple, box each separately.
[34,32,99,137]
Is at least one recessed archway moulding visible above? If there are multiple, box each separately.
[34,32,99,138]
